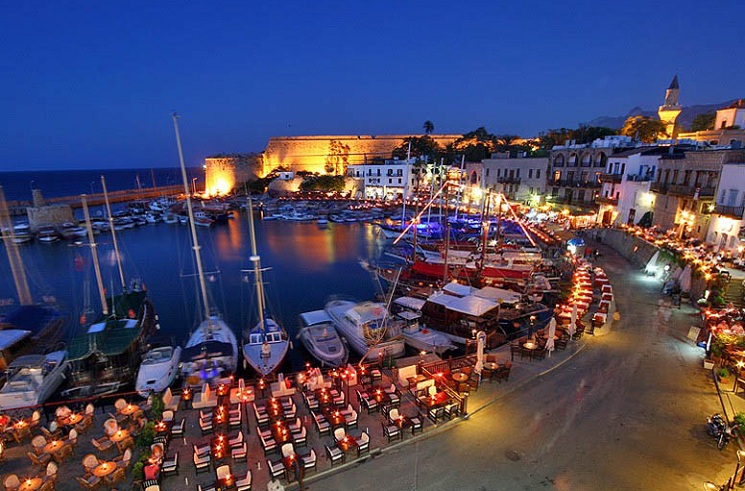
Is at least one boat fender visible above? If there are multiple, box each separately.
[289,340,293,350]
[421,329,429,334]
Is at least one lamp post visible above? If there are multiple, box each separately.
[192,178,198,196]
[528,315,537,340]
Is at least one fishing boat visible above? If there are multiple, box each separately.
[242,198,289,376]
[297,309,348,367]
[172,115,238,386]
[324,299,405,361]
[135,345,182,397]
[0,351,68,410]
[392,296,457,355]
[62,188,157,398]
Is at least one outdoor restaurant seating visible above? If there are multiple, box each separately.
[193,383,218,409]
[198,484,216,491]
[231,441,248,462]
[162,387,180,411]
[161,451,178,476]
[381,421,402,443]
[267,458,286,479]
[3,474,20,491]
[259,431,277,456]
[288,417,302,435]
[44,461,58,485]
[428,406,445,424]
[31,435,46,455]
[113,448,132,468]
[301,448,317,473]
[82,453,99,476]
[313,412,330,436]
[325,444,344,466]
[235,469,253,491]
[75,475,101,490]
[333,427,347,444]
[171,418,185,437]
[356,430,370,456]
[344,407,359,429]
[193,448,211,474]
[27,450,51,468]
[228,430,244,449]
[293,426,308,447]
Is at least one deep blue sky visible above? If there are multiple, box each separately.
[2,1,743,171]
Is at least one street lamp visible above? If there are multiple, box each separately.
[191,178,198,196]
[528,315,537,340]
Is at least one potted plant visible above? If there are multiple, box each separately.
[132,461,145,488]
[703,357,715,370]
[718,367,732,386]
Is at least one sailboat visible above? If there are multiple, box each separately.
[62,192,157,398]
[241,198,289,376]
[172,115,238,387]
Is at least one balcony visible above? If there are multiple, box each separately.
[595,196,619,206]
[649,182,668,194]
[668,185,715,198]
[714,205,745,219]
[497,176,521,184]
[549,179,601,189]
[626,174,654,182]
[599,173,622,184]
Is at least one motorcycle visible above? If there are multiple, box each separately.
[707,413,741,450]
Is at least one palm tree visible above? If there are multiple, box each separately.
[423,120,434,135]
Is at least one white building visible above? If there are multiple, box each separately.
[715,99,745,130]
[481,153,549,204]
[347,159,413,200]
[596,147,665,226]
[707,162,745,254]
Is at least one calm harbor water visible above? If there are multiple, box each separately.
[0,170,386,373]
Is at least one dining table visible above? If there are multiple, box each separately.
[483,362,500,372]
[109,429,130,443]
[43,440,65,455]
[216,474,238,491]
[17,478,42,491]
[92,461,117,478]
[322,407,346,429]
[420,391,450,409]
[337,434,357,453]
[451,372,469,383]
[119,403,138,417]
[271,421,292,444]
[59,413,83,427]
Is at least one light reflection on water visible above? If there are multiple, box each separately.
[0,213,385,371]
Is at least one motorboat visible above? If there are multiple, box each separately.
[392,296,457,355]
[324,299,405,361]
[297,309,348,367]
[0,351,68,410]
[172,115,239,386]
[242,198,289,376]
[135,345,182,397]
[37,227,60,243]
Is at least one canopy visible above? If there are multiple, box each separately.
[299,310,333,328]
[475,331,486,374]
[0,329,31,350]
[568,304,578,338]
[426,292,460,308]
[443,282,474,297]
[567,237,586,247]
[645,250,661,275]
[446,295,498,317]
[545,317,556,354]
[474,286,521,304]
[679,265,693,293]
[393,296,426,312]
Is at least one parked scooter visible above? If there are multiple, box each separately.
[707,413,741,450]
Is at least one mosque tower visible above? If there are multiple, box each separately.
[658,75,682,139]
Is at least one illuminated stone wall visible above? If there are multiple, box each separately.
[204,154,260,196]
[260,134,461,177]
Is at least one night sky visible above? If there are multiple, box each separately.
[2,1,743,171]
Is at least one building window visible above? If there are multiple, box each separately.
[497,169,501,177]
[554,155,565,167]
[398,178,402,184]
[536,169,541,179]
[553,170,561,182]
[486,169,490,177]
[528,169,533,178]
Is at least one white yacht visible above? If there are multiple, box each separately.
[324,299,405,361]
[298,309,348,368]
[135,345,182,397]
[393,297,457,355]
[0,351,68,410]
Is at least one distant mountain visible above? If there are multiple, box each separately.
[588,100,737,131]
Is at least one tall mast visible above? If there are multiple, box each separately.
[247,198,266,339]
[101,176,126,292]
[0,186,32,305]
[454,155,465,219]
[82,195,109,316]
[173,114,211,323]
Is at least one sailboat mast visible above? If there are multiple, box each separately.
[0,186,32,306]
[82,195,109,316]
[100,176,127,292]
[172,114,211,322]
[247,198,266,337]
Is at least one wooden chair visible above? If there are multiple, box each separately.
[3,474,20,491]
[231,441,248,463]
[27,451,52,468]
[235,470,252,491]
[161,452,179,476]
[510,342,521,361]
[114,448,132,468]
[495,365,511,383]
[44,461,59,485]
[356,430,370,456]
[82,453,100,476]
[325,444,344,467]
[301,448,317,473]
[91,436,114,453]
[31,435,47,455]
[75,475,101,490]
[105,466,126,486]
[267,458,286,480]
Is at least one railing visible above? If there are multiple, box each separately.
[668,185,715,197]
[549,179,601,188]
[599,173,622,183]
[714,205,745,219]
[626,174,654,182]
[497,176,521,184]
[595,196,619,206]
[649,182,668,194]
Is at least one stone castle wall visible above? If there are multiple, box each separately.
[261,134,462,177]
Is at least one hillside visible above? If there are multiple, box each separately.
[588,100,736,131]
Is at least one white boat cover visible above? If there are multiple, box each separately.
[446,295,498,316]
[473,286,521,304]
[426,291,460,307]
[396,310,422,321]
[393,297,426,311]
[443,283,475,297]
[300,310,334,327]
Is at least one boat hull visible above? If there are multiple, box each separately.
[135,346,182,397]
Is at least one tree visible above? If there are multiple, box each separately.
[537,125,616,151]
[391,135,443,162]
[452,127,497,162]
[423,120,435,135]
[691,112,716,132]
[324,140,351,175]
[620,116,667,143]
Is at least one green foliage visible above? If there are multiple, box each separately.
[392,135,444,162]
[620,116,667,143]
[136,421,155,448]
[423,120,435,134]
[734,412,745,428]
[150,393,164,421]
[718,367,731,379]
[132,461,145,482]
[537,126,616,150]
[299,175,346,192]
[690,112,716,132]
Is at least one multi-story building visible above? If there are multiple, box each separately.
[346,159,413,200]
[650,149,745,240]
[707,160,745,254]
[481,153,549,204]
[596,147,668,226]
[547,136,635,209]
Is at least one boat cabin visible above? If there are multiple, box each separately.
[0,330,33,371]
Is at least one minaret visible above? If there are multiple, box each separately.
[658,75,682,139]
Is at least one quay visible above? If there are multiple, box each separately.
[5,185,184,217]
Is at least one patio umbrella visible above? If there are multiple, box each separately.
[670,265,683,280]
[645,250,660,276]
[546,317,556,355]
[568,304,578,338]
[474,331,486,374]
[679,264,693,293]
